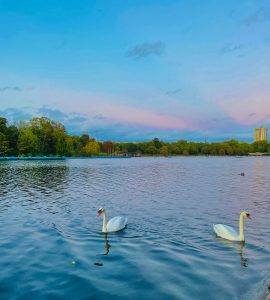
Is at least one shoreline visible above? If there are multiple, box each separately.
[0,154,269,161]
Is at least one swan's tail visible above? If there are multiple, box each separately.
[213,224,217,235]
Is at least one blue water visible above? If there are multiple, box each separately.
[0,157,269,300]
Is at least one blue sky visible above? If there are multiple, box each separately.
[0,0,269,141]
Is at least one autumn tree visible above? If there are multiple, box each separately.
[83,139,100,156]
[160,146,169,157]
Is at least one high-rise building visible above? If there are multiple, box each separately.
[254,127,268,142]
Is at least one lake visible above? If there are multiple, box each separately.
[0,157,269,299]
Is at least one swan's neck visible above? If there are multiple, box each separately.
[102,211,107,233]
[239,213,245,241]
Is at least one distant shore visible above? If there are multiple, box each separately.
[1,116,269,158]
[0,153,269,161]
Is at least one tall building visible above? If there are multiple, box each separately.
[254,127,268,142]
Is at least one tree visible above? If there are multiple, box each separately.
[0,118,9,156]
[183,149,189,156]
[126,143,138,153]
[2,114,269,157]
[153,138,162,149]
[6,125,19,156]
[160,146,169,157]
[80,134,90,147]
[18,124,40,156]
[0,133,9,156]
[53,123,67,156]
[102,141,114,155]
[0,117,8,134]
[31,117,56,155]
[83,139,100,155]
[65,136,83,156]
[145,145,159,154]
[253,141,268,153]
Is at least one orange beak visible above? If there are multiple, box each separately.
[98,211,102,217]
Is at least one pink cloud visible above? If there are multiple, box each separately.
[218,91,270,125]
[90,102,190,130]
[13,87,195,130]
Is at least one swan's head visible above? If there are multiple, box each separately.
[243,211,252,220]
[97,207,105,217]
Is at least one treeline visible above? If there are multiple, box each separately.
[0,116,270,157]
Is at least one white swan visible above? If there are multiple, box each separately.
[98,207,128,233]
[213,211,252,241]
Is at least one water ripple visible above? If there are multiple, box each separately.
[0,157,270,299]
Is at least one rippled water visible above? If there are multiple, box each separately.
[0,157,270,299]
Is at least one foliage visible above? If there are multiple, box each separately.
[160,146,169,157]
[83,139,100,156]
[0,115,269,157]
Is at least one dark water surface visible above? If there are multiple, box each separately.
[0,157,269,300]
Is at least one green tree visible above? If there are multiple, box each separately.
[54,123,67,156]
[80,134,90,147]
[153,138,162,149]
[253,141,268,153]
[7,125,19,156]
[145,145,159,154]
[0,117,8,133]
[0,118,9,156]
[65,136,83,156]
[0,132,9,156]
[83,139,100,155]
[18,124,41,156]
[31,117,56,155]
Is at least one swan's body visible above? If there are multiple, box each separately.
[98,208,128,233]
[213,211,252,241]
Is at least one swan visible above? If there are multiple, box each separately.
[98,207,128,233]
[213,211,252,241]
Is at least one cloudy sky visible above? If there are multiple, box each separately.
[0,0,269,141]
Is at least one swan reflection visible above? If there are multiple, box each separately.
[98,233,111,256]
[216,238,248,267]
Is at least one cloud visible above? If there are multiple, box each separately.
[0,107,33,121]
[92,114,106,120]
[0,86,21,92]
[262,114,270,122]
[37,106,92,125]
[37,106,68,121]
[126,41,165,60]
[218,44,244,54]
[241,7,270,26]
[218,92,270,126]
[68,116,88,123]
[0,104,260,142]
[165,88,182,96]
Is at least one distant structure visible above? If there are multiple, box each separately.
[254,127,268,142]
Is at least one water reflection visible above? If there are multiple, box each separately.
[1,158,269,299]
[0,161,69,196]
[0,164,14,197]
[0,161,70,216]
[216,238,248,267]
[17,164,69,193]
[99,233,111,256]
[251,159,268,195]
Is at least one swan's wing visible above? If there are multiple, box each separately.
[107,216,128,232]
[213,224,239,241]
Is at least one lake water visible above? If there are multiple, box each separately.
[0,157,269,300]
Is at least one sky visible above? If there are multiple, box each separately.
[0,0,269,142]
